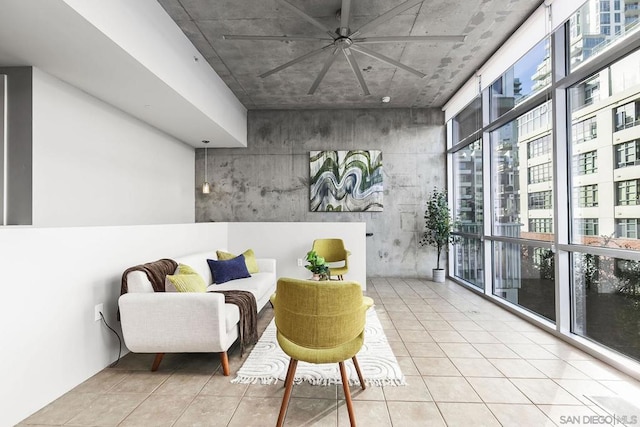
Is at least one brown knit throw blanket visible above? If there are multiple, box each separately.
[118,258,178,320]
[209,290,258,356]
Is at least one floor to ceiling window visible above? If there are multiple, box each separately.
[569,47,640,361]
[451,98,484,289]
[446,0,640,368]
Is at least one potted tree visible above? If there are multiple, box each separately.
[305,250,330,281]
[420,188,457,283]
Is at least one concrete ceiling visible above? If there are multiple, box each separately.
[158,0,544,110]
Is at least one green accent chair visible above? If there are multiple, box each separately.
[270,278,373,427]
[312,238,350,280]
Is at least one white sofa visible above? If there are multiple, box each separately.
[118,251,276,375]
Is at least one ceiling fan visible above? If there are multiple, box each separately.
[223,0,466,96]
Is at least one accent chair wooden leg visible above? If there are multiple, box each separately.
[220,351,230,376]
[339,361,356,427]
[151,353,164,372]
[277,358,298,427]
[352,356,366,390]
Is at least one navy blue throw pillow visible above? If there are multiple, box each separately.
[207,254,251,284]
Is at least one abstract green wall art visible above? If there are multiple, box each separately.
[310,150,383,212]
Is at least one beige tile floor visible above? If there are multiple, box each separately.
[20,278,640,426]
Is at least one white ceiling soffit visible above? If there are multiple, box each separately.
[0,0,247,148]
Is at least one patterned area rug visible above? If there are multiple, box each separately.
[231,308,406,386]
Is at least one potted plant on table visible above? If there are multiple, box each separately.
[419,188,458,283]
[305,250,329,281]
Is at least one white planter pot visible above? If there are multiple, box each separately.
[432,269,445,283]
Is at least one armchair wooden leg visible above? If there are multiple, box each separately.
[220,351,230,376]
[151,353,164,372]
[339,361,356,427]
[352,356,366,390]
[277,358,298,427]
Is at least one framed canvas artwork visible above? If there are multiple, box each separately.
[309,150,383,212]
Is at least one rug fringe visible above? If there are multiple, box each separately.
[357,377,407,387]
[231,375,407,387]
[231,375,280,385]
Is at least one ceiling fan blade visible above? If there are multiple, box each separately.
[224,35,333,42]
[350,0,424,38]
[276,0,336,39]
[350,45,426,78]
[308,48,340,95]
[353,35,466,43]
[343,48,370,96]
[339,0,352,36]
[259,44,333,78]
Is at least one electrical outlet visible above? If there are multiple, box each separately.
[297,258,303,267]
[94,303,104,322]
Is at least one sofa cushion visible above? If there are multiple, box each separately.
[217,249,260,274]
[177,264,199,275]
[207,255,251,284]
[224,303,241,334]
[207,272,274,305]
[166,272,207,293]
[174,252,217,285]
[165,263,205,292]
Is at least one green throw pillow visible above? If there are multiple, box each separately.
[217,249,259,274]
[166,273,206,293]
[177,263,199,275]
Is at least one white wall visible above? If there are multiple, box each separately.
[31,68,195,226]
[227,222,367,289]
[61,0,247,147]
[1,220,365,426]
[0,222,229,427]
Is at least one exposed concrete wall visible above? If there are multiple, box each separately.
[196,108,446,278]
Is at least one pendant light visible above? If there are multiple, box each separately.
[202,140,211,194]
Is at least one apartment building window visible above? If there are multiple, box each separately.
[576,218,599,236]
[614,100,640,131]
[571,76,601,108]
[577,184,599,207]
[616,219,640,238]
[527,134,552,158]
[615,139,640,168]
[571,116,597,143]
[529,218,553,233]
[616,179,640,205]
[517,101,552,136]
[528,162,553,184]
[615,13,621,23]
[601,13,611,24]
[575,150,598,174]
[600,1,610,12]
[529,190,553,209]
